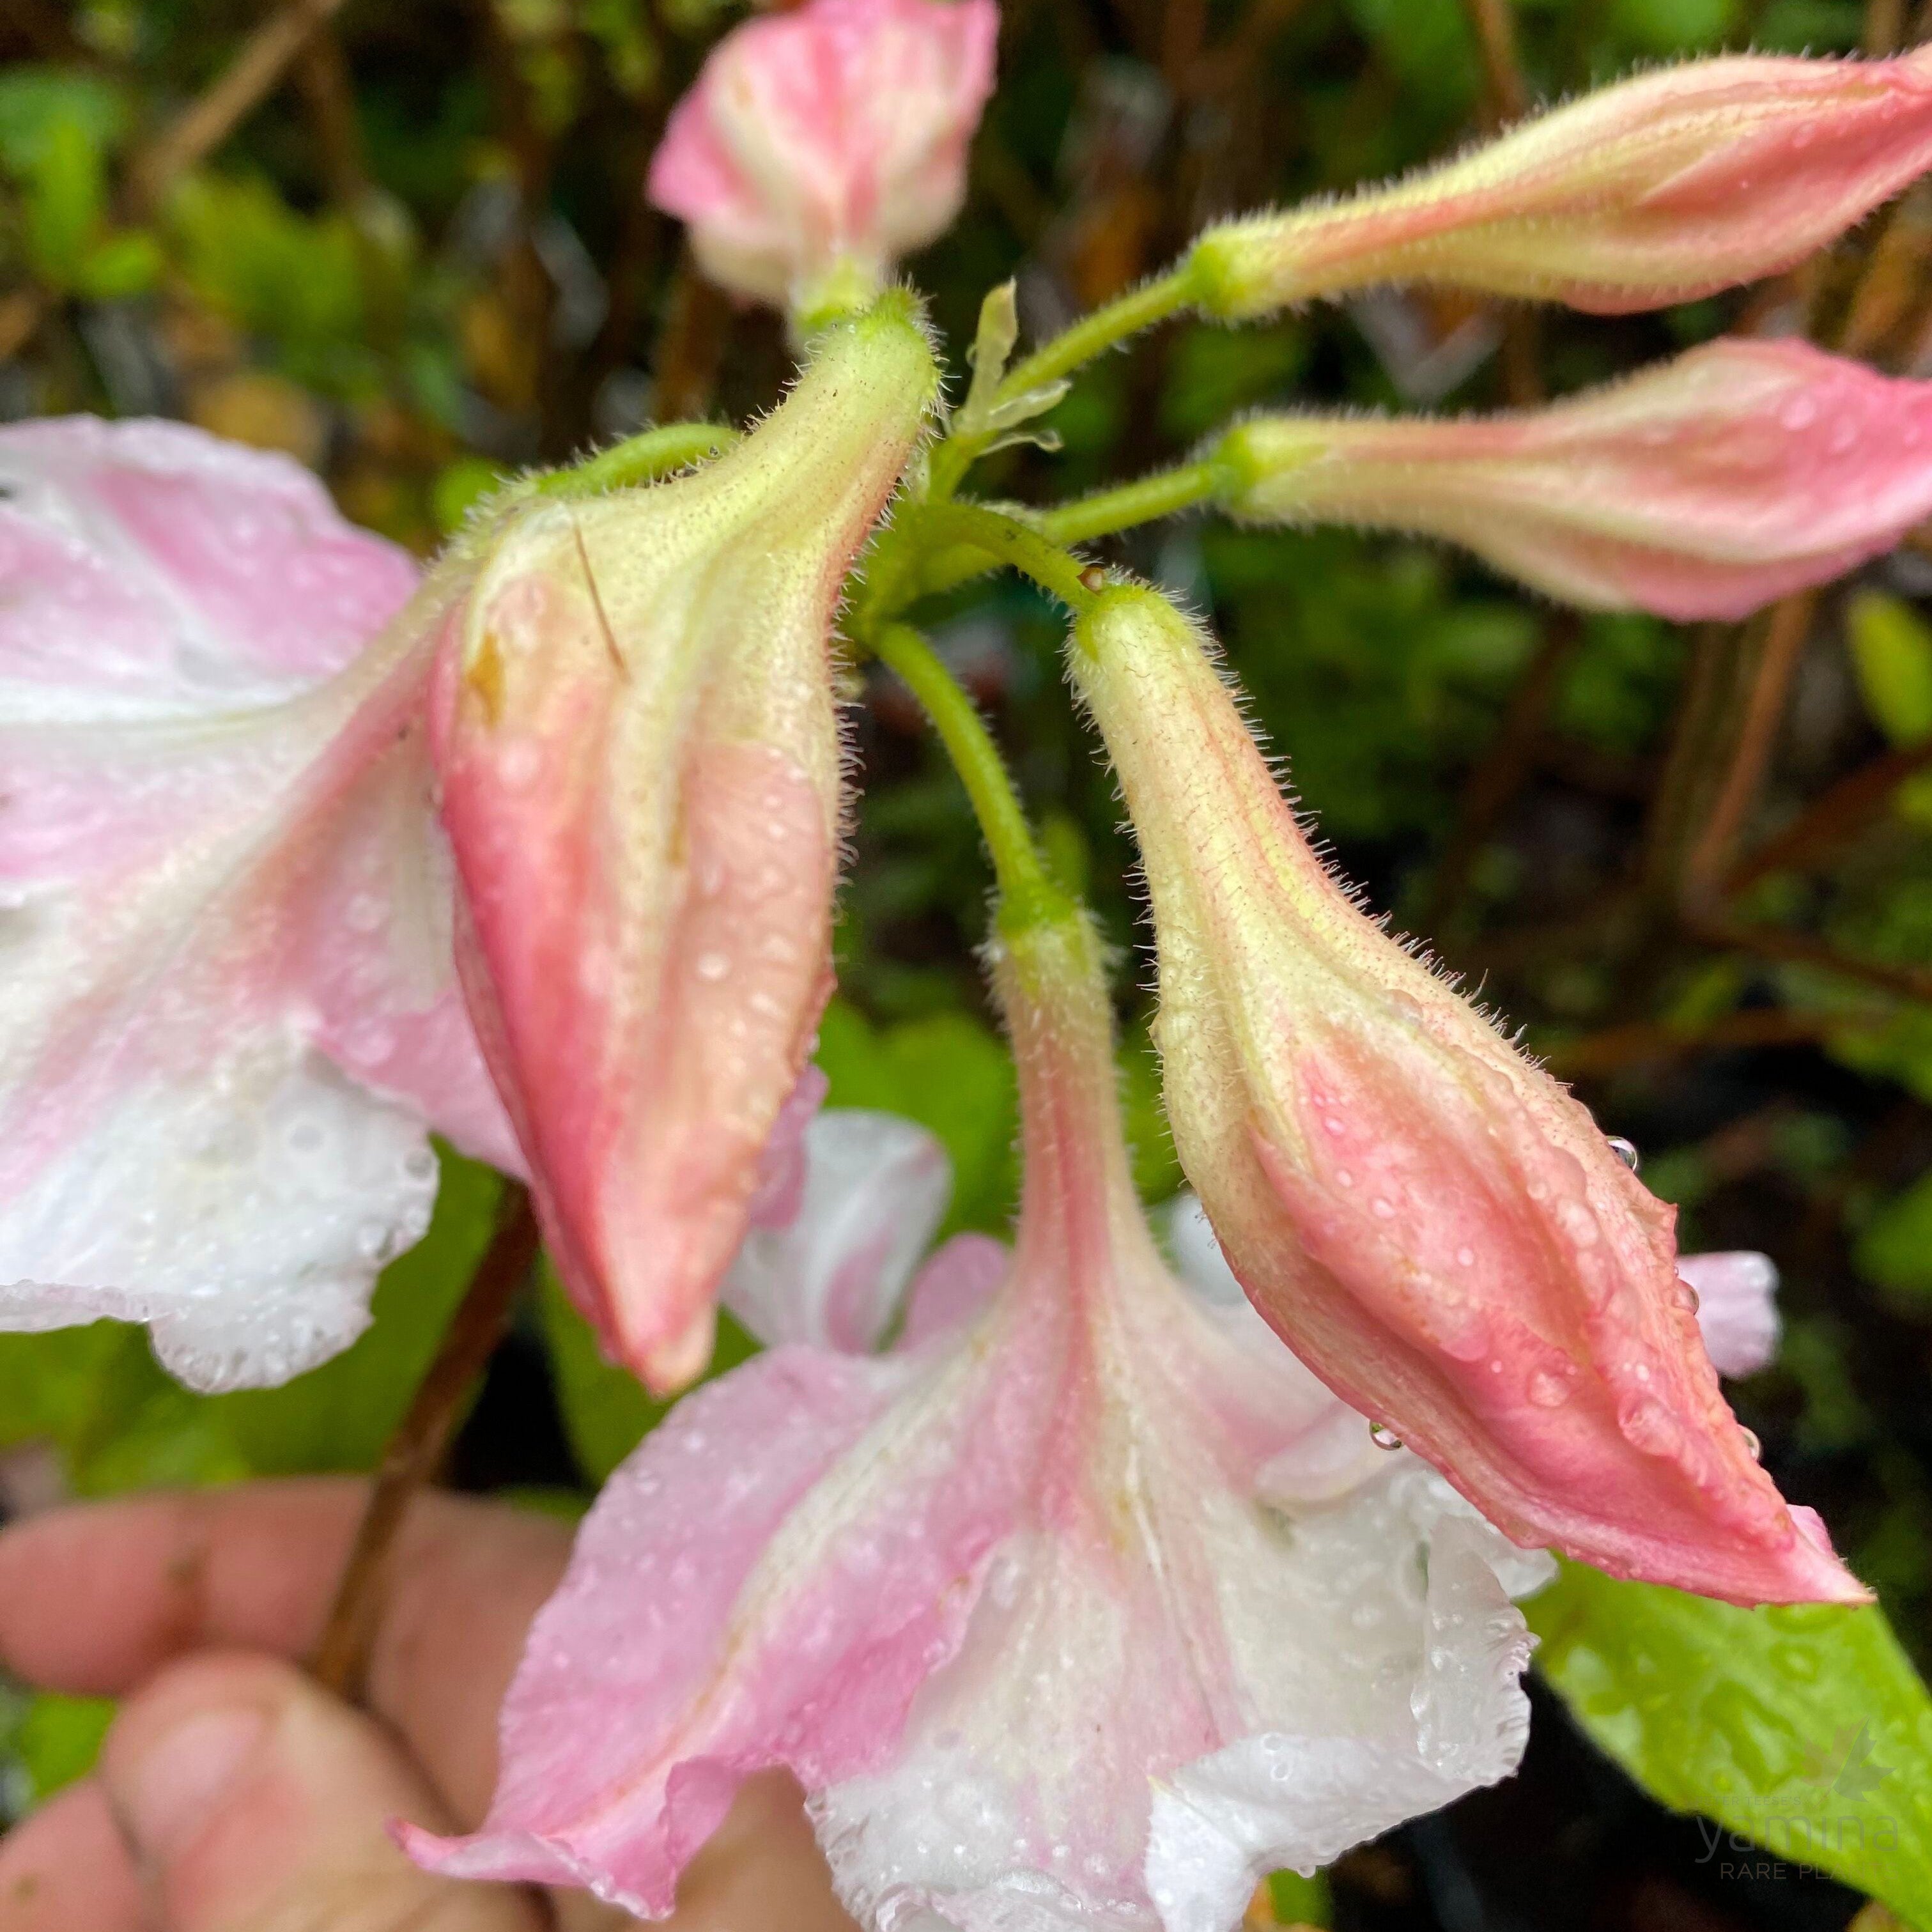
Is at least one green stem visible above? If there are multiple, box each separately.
[1040,458,1227,548]
[903,462,1228,604]
[927,265,1200,499]
[872,622,1067,929]
[539,422,738,497]
[1000,266,1198,401]
[911,502,1100,613]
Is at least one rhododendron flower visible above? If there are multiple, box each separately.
[1191,45,1932,318]
[1217,339,1932,621]
[434,293,937,1389]
[647,0,999,319]
[408,911,1552,1930]
[1068,583,1864,1607]
[0,418,517,1391]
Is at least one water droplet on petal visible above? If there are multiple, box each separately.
[1742,1426,1762,1462]
[695,950,730,982]
[1369,1421,1403,1451]
[1527,1369,1568,1408]
[1608,1136,1640,1172]
[1673,1279,1701,1315]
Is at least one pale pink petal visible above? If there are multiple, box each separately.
[1193,46,1932,318]
[896,1230,1009,1349]
[405,1321,1054,1913]
[647,0,999,309]
[1679,1251,1782,1379]
[724,1107,952,1352]
[1224,340,1932,621]
[745,1065,831,1230]
[0,418,515,1391]
[0,415,415,698]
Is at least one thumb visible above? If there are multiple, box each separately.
[98,1651,545,1932]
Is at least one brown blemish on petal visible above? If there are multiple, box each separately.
[465,628,506,727]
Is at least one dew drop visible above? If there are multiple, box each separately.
[1527,1369,1568,1409]
[1607,1136,1640,1173]
[1742,1426,1762,1462]
[1370,1196,1395,1220]
[695,950,731,982]
[1672,1279,1701,1315]
[1455,1246,1476,1267]
[1369,1422,1403,1451]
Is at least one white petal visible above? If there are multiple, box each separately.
[1679,1250,1781,1379]
[723,1108,952,1352]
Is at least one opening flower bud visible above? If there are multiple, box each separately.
[1191,47,1932,318]
[646,0,999,323]
[433,296,938,1393]
[1217,338,1932,621]
[1068,582,1867,1606]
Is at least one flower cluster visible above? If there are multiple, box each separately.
[6,3,1932,1927]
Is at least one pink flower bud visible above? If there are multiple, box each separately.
[1192,47,1932,318]
[1218,339,1932,621]
[433,297,937,1392]
[647,0,999,316]
[1068,583,1866,1606]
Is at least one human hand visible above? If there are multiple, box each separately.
[0,1479,858,1931]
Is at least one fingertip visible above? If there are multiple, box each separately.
[0,1777,145,1932]
[99,1650,543,1932]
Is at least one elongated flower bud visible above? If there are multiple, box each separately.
[647,0,998,321]
[1191,47,1932,318]
[1068,582,1866,1605]
[433,295,937,1391]
[1217,338,1932,620]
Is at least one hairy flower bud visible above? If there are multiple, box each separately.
[1217,339,1932,620]
[433,296,937,1391]
[1069,582,1865,1605]
[647,0,998,319]
[1191,47,1932,318]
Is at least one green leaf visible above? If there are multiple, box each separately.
[74,228,162,300]
[1848,592,1932,748]
[1267,1867,1333,1926]
[815,999,1019,1237]
[0,68,127,173]
[205,1148,504,1475]
[22,112,106,286]
[539,1265,758,1484]
[1528,1560,1932,1925]
[7,1693,114,1805]
[1857,1171,1932,1307]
